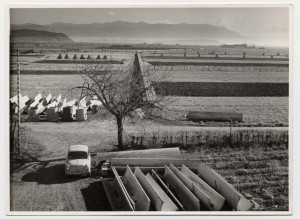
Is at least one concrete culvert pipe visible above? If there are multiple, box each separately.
[28,109,40,122]
[76,108,87,121]
[91,105,98,114]
[185,111,243,122]
[62,106,75,121]
[47,107,60,122]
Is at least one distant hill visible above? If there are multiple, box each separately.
[10,29,74,43]
[11,21,245,41]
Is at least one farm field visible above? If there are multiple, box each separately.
[10,63,124,72]
[167,96,288,124]
[156,82,288,97]
[10,75,84,100]
[159,70,288,83]
[140,46,289,57]
[11,51,132,63]
[11,67,289,84]
[143,57,289,65]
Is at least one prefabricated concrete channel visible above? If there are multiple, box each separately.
[120,166,151,211]
[179,164,226,211]
[134,167,178,211]
[102,160,252,211]
[102,167,134,211]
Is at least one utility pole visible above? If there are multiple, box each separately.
[17,49,21,155]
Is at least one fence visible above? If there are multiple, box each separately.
[125,129,289,149]
[144,65,289,72]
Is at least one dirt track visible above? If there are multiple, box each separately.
[10,159,111,211]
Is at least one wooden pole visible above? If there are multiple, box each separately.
[17,49,21,155]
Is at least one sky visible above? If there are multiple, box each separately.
[10,7,289,38]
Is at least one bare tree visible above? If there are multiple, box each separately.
[74,52,168,150]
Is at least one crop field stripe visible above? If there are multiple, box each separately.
[156,82,288,97]
[143,55,289,62]
[34,60,123,64]
[9,70,119,75]
[146,61,289,67]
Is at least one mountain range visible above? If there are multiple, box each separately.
[10,29,73,43]
[11,21,245,41]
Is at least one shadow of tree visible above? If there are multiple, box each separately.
[81,181,112,211]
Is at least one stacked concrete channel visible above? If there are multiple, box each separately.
[102,155,253,211]
[131,52,157,102]
[10,93,102,122]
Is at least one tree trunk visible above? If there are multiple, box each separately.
[116,116,124,150]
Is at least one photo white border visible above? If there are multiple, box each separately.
[2,1,297,218]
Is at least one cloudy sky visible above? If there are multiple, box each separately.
[10,7,289,38]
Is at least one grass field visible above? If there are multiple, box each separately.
[191,142,288,211]
[143,57,289,65]
[141,46,289,57]
[167,96,288,124]
[10,51,131,73]
[160,70,288,83]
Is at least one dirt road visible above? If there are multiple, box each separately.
[10,158,112,211]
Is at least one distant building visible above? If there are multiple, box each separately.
[221,44,249,49]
